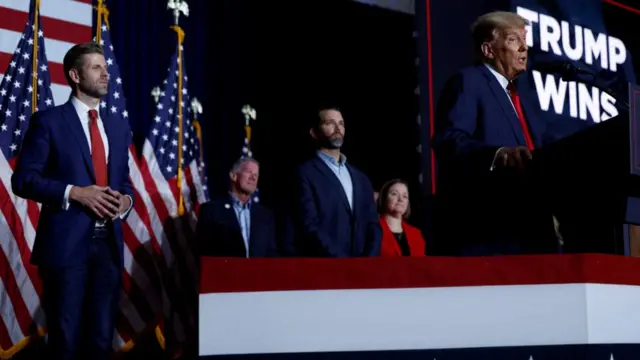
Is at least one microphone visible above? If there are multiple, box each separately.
[532,60,595,81]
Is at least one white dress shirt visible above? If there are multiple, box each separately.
[485,64,516,111]
[62,96,132,221]
[317,151,353,210]
[70,96,110,158]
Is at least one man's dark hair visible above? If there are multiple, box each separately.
[311,104,342,130]
[63,42,104,88]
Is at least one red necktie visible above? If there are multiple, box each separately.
[88,109,108,186]
[507,82,535,151]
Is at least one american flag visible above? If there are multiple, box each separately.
[0,0,55,355]
[0,0,92,105]
[138,30,209,353]
[94,10,164,352]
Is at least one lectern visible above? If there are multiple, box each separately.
[532,84,640,255]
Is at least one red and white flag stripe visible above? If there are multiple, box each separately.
[138,137,207,350]
[0,0,92,105]
[0,1,92,356]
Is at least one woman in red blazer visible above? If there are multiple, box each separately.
[377,179,426,256]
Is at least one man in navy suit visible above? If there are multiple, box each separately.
[197,157,278,257]
[432,11,557,256]
[11,42,133,359]
[293,106,381,257]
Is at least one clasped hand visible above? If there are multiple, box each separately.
[69,185,128,220]
[493,146,532,170]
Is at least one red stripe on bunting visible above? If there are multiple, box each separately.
[0,238,30,336]
[200,254,640,294]
[0,6,90,45]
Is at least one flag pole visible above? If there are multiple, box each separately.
[175,27,185,216]
[31,0,40,114]
[94,0,110,42]
[169,0,188,216]
[190,98,204,178]
[241,104,257,157]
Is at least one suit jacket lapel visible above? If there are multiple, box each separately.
[347,164,358,218]
[381,219,402,255]
[62,102,96,181]
[312,157,351,213]
[222,195,247,254]
[477,65,527,145]
[102,112,116,186]
[401,221,415,256]
[248,204,261,257]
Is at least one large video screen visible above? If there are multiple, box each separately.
[516,0,635,128]
[417,0,640,192]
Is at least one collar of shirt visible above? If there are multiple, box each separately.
[316,150,347,167]
[70,96,101,124]
[229,192,252,210]
[484,64,510,91]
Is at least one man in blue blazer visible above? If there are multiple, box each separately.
[197,157,278,257]
[11,42,133,359]
[432,11,557,255]
[293,106,381,257]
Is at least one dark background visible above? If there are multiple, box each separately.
[15,0,640,358]
[422,0,640,164]
[14,0,420,357]
[105,0,421,221]
[202,0,420,213]
[100,0,640,261]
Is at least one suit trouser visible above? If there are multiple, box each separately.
[39,225,121,360]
